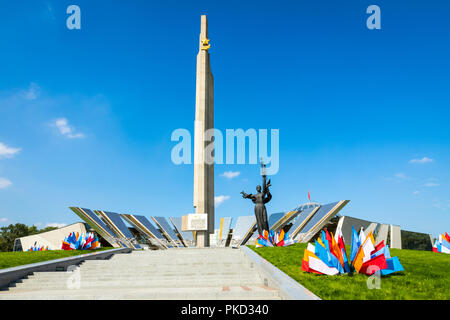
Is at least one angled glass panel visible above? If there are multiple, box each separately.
[170,217,193,241]
[100,211,141,250]
[220,217,232,241]
[287,207,316,236]
[133,215,165,240]
[231,216,256,241]
[300,202,339,234]
[152,216,179,241]
[103,211,135,238]
[268,212,285,229]
[80,208,116,237]
[122,214,169,249]
[70,207,119,247]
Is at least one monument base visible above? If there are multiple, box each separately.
[196,231,210,248]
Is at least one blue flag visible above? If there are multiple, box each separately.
[380,256,404,276]
[315,240,344,274]
[350,226,360,263]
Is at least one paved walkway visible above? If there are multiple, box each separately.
[0,248,282,300]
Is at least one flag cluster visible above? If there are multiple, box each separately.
[61,232,100,250]
[432,232,450,254]
[255,229,295,247]
[27,244,49,251]
[301,226,404,276]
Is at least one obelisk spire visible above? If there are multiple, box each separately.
[193,15,214,247]
[200,15,208,40]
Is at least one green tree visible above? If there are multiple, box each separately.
[0,224,59,252]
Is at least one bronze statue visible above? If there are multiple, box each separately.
[240,162,272,236]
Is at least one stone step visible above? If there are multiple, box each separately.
[83,259,250,264]
[28,272,259,280]
[18,277,262,286]
[79,264,254,269]
[17,277,262,285]
[85,259,250,265]
[0,248,282,300]
[12,278,264,290]
[39,263,253,269]
[1,285,280,300]
[29,270,255,279]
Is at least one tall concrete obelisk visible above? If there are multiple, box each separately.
[193,15,214,247]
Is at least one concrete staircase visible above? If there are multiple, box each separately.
[0,248,282,300]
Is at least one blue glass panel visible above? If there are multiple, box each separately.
[231,216,256,241]
[153,216,179,241]
[268,212,285,229]
[220,217,232,241]
[103,211,135,238]
[80,208,116,237]
[287,207,315,236]
[134,215,165,240]
[300,202,339,233]
[170,217,193,241]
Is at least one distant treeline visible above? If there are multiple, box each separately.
[0,224,58,252]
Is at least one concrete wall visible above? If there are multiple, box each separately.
[375,224,389,244]
[338,216,373,245]
[390,224,402,249]
[17,222,87,251]
[338,216,393,246]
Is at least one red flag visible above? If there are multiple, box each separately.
[325,229,333,252]
[359,254,388,275]
[301,250,324,274]
[337,233,348,259]
[308,190,311,201]
[445,232,450,242]
[371,241,385,255]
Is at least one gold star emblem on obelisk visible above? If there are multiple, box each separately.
[201,38,211,51]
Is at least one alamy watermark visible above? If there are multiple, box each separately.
[65,4,380,31]
[171,125,279,175]
[366,265,381,289]
[66,264,81,289]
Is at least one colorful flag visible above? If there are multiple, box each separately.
[62,232,100,250]
[432,232,450,254]
[302,226,404,277]
[255,228,295,247]
[335,226,350,273]
[350,226,360,263]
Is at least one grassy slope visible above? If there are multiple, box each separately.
[249,243,450,300]
[0,248,113,270]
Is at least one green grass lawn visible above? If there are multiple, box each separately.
[248,243,450,300]
[0,248,113,270]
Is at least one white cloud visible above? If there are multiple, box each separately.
[214,195,230,207]
[0,177,12,189]
[412,191,420,195]
[52,118,85,139]
[432,201,442,209]
[221,171,241,179]
[22,82,40,100]
[424,182,439,187]
[0,142,21,158]
[395,173,407,179]
[0,217,8,223]
[410,157,434,164]
[45,222,67,228]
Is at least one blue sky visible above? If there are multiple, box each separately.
[0,0,449,237]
